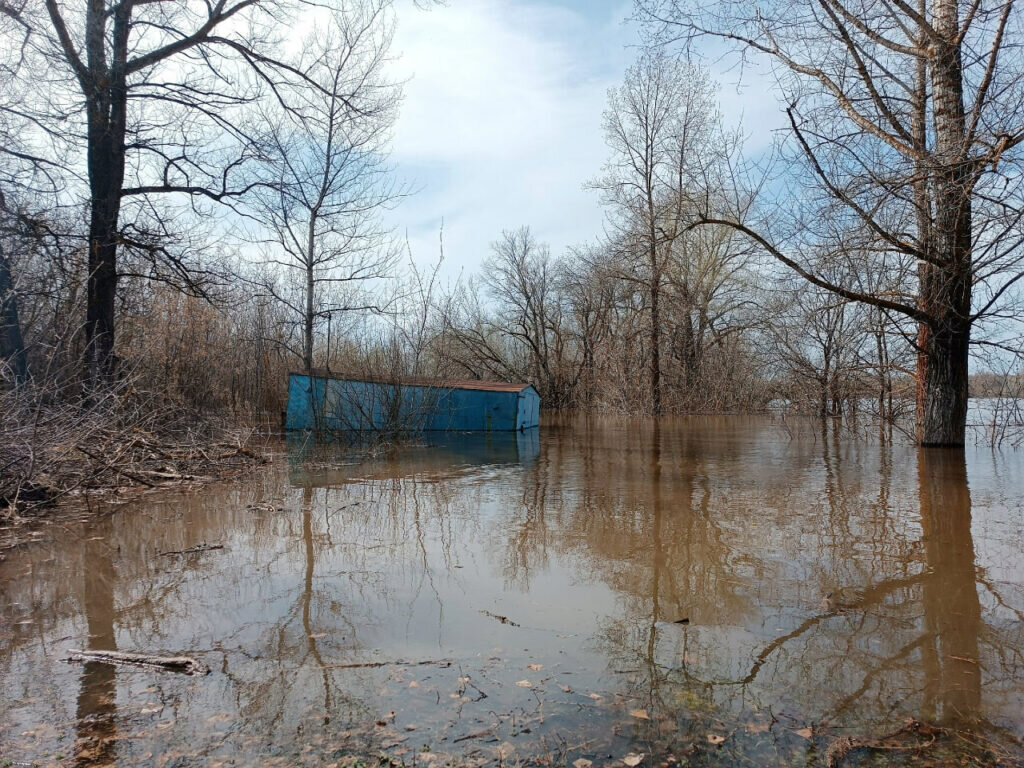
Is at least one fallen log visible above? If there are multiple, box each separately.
[65,649,210,675]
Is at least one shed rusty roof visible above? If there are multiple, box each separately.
[293,370,534,393]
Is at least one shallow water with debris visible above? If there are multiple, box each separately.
[2,416,1024,767]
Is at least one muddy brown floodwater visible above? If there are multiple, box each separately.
[2,415,1024,767]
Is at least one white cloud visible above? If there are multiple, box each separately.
[385,0,634,278]
[384,0,785,282]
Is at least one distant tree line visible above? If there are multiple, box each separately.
[1,0,1023,457]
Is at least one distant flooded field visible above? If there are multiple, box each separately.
[2,416,1024,766]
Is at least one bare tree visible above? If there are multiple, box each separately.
[560,245,620,407]
[438,227,577,406]
[250,3,402,375]
[19,0,360,385]
[638,0,1024,445]
[481,228,571,404]
[590,51,724,414]
[0,199,30,385]
[0,0,69,387]
[661,220,759,402]
[769,283,867,417]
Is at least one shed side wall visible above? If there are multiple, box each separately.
[287,376,527,431]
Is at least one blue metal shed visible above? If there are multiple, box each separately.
[286,371,541,432]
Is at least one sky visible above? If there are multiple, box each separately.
[384,0,786,282]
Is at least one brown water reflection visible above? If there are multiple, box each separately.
[76,519,118,766]
[1,416,1023,766]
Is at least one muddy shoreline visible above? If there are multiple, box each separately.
[0,439,272,554]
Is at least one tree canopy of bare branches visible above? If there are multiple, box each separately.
[637,0,1024,445]
[248,2,403,374]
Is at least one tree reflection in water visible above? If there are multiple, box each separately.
[1,418,1023,766]
[587,426,1019,763]
[74,519,118,767]
[919,448,981,725]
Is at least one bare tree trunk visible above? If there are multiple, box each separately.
[0,245,27,384]
[916,316,971,445]
[917,0,972,446]
[79,0,130,387]
[304,219,316,375]
[85,191,121,386]
[649,249,662,416]
[647,230,663,417]
[819,356,830,419]
[874,315,889,422]
[679,299,697,391]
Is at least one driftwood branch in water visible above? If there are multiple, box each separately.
[75,446,157,487]
[479,610,520,627]
[158,543,224,556]
[825,719,942,768]
[65,648,210,675]
[320,658,452,670]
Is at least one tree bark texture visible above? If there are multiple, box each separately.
[916,0,973,446]
[80,0,130,385]
[0,246,27,383]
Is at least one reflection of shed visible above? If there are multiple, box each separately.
[285,370,541,432]
[287,430,541,487]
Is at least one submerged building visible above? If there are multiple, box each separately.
[285,370,541,432]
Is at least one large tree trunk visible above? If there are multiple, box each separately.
[84,189,120,386]
[916,313,971,445]
[916,0,973,446]
[82,1,129,387]
[303,219,316,374]
[304,264,314,374]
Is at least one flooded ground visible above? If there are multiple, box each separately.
[2,415,1024,767]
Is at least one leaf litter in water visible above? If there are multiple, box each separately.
[629,709,650,720]
[623,752,644,766]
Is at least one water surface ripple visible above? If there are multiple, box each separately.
[2,416,1023,766]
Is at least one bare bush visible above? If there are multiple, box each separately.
[1,361,264,517]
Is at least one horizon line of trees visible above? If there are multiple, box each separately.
[2,0,1023,449]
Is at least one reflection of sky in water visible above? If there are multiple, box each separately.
[2,416,1024,766]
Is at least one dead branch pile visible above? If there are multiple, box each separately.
[1,375,267,517]
[825,720,942,768]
